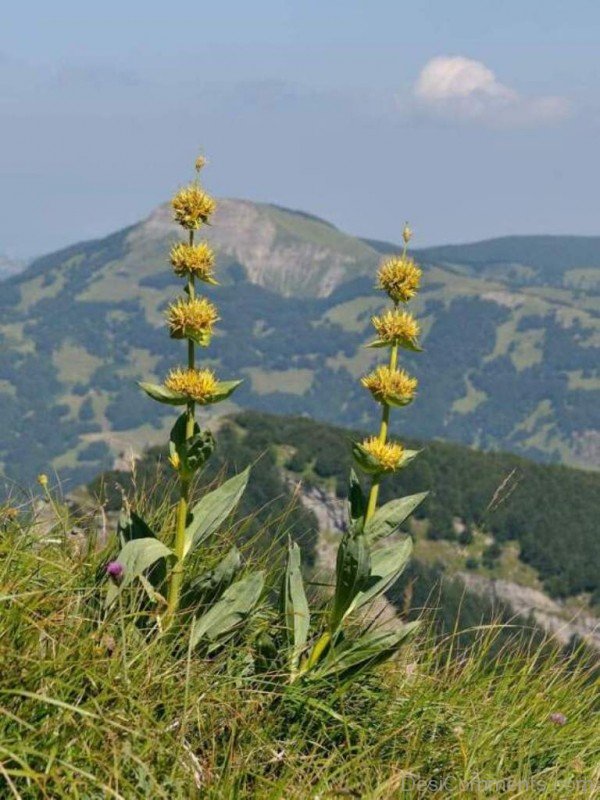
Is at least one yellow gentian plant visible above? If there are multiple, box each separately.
[265,225,428,686]
[105,158,263,641]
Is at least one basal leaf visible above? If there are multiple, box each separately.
[106,537,173,607]
[181,546,241,611]
[280,540,310,673]
[183,467,250,557]
[189,571,264,652]
[313,622,420,683]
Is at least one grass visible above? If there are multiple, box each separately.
[1,497,598,799]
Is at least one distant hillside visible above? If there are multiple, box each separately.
[0,200,598,490]
[415,235,600,290]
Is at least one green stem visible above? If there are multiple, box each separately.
[365,339,399,523]
[166,230,197,621]
[168,479,190,619]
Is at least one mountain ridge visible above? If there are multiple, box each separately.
[0,197,598,489]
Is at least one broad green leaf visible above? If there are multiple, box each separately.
[347,469,366,532]
[183,467,250,557]
[364,493,428,543]
[209,380,244,404]
[346,538,413,617]
[138,382,187,405]
[115,511,166,595]
[117,508,155,546]
[329,530,370,632]
[106,537,173,607]
[314,622,420,683]
[181,546,241,611]
[189,571,264,652]
[280,541,310,673]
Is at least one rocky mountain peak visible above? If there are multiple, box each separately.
[131,198,378,297]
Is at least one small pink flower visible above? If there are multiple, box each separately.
[106,561,124,585]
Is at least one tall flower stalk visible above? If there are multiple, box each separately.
[355,224,422,521]
[169,161,214,616]
[104,157,262,650]
[270,225,427,685]
[139,156,243,622]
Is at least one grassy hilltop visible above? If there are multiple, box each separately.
[1,436,598,798]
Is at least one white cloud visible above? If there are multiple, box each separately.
[413,55,569,127]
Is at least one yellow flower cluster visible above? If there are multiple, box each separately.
[376,255,421,304]
[171,184,216,230]
[169,242,216,282]
[361,365,417,404]
[166,297,219,341]
[371,309,420,346]
[361,437,405,472]
[164,367,219,404]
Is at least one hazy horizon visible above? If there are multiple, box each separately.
[2,1,599,257]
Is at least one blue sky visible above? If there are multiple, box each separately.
[1,0,599,256]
